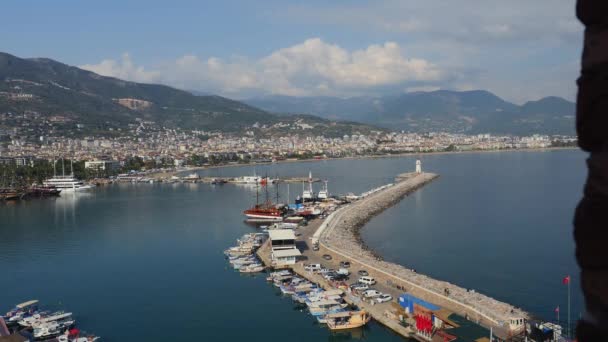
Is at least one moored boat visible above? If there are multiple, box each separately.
[325,310,371,330]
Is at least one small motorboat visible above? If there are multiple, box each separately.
[325,310,371,330]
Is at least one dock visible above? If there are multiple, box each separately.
[257,171,530,341]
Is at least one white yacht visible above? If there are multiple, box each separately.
[44,176,94,192]
[43,160,94,192]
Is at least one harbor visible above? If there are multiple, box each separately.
[2,151,583,341]
[228,161,564,341]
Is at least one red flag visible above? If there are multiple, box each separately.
[563,275,570,285]
[555,306,560,313]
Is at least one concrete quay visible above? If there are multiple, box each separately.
[316,172,529,339]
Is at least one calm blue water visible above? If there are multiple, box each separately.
[0,150,585,340]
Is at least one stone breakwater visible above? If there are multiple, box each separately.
[319,172,529,336]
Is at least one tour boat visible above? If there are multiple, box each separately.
[325,311,371,330]
[44,160,94,192]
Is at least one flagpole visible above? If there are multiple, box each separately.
[568,276,572,338]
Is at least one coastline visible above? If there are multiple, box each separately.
[159,146,579,179]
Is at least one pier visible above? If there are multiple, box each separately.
[257,171,530,341]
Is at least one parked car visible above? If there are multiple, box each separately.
[357,270,369,276]
[339,261,351,268]
[304,263,322,272]
[358,276,376,285]
[350,283,369,291]
[322,254,332,260]
[376,294,393,303]
[312,244,320,251]
[329,274,349,282]
[337,268,350,276]
[362,289,382,298]
[318,268,332,274]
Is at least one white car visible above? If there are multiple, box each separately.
[337,268,350,276]
[362,289,382,298]
[351,283,369,291]
[376,294,393,303]
[304,264,322,272]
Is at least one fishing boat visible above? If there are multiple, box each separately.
[325,311,371,330]
[239,264,265,273]
[308,299,348,317]
[302,171,315,201]
[317,180,329,200]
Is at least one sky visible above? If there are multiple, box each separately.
[1,0,583,103]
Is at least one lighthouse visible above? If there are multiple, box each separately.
[415,160,422,173]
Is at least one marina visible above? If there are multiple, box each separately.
[1,151,584,341]
[241,162,565,341]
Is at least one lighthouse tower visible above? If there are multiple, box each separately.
[415,160,422,173]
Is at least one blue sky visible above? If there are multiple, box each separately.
[2,0,582,103]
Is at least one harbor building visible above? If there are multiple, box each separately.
[268,229,301,266]
[84,160,120,172]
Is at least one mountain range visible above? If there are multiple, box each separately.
[245,91,576,135]
[0,51,576,136]
[0,52,378,138]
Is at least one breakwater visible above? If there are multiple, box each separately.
[317,172,529,339]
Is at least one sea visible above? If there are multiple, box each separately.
[0,149,585,341]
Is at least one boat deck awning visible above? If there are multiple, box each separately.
[268,229,296,241]
[309,299,339,307]
[325,311,362,318]
[272,248,302,258]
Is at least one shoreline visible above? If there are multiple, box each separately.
[158,146,578,178]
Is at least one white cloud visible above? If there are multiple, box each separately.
[80,53,160,84]
[80,38,443,98]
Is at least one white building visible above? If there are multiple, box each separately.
[85,160,120,172]
[268,229,301,266]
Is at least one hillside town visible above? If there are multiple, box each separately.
[0,114,576,170]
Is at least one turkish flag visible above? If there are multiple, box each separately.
[563,275,570,285]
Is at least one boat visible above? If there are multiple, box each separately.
[317,180,329,200]
[28,185,61,197]
[32,319,76,340]
[182,173,200,182]
[302,171,315,201]
[57,328,100,342]
[1,189,21,200]
[243,176,287,221]
[3,300,39,325]
[325,310,371,330]
[308,299,348,317]
[57,329,100,342]
[44,160,94,192]
[19,311,72,327]
[239,264,265,273]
